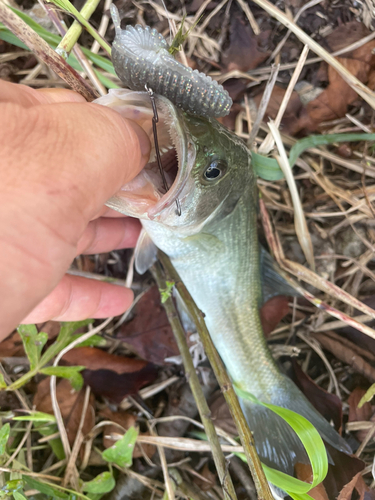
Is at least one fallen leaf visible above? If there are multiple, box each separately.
[63,347,158,403]
[337,471,371,500]
[253,85,305,136]
[295,463,329,500]
[217,102,243,130]
[118,286,179,365]
[209,391,237,436]
[348,388,373,423]
[312,331,375,382]
[222,16,270,72]
[34,377,95,447]
[260,296,290,337]
[193,463,217,491]
[324,22,372,55]
[348,388,374,442]
[299,38,375,132]
[62,347,149,374]
[0,331,25,359]
[291,359,343,433]
[324,444,365,500]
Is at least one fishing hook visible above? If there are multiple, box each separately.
[145,84,182,216]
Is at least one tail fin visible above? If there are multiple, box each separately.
[239,374,352,475]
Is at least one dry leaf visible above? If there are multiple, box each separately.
[209,391,237,436]
[295,463,329,500]
[338,471,371,500]
[260,295,290,337]
[253,86,304,136]
[34,378,95,447]
[118,286,179,365]
[348,387,374,442]
[63,347,158,403]
[222,16,270,72]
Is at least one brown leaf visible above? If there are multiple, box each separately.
[63,347,158,403]
[260,296,290,337]
[34,378,95,447]
[0,331,24,359]
[338,471,371,500]
[324,444,365,499]
[63,347,149,374]
[222,17,270,72]
[193,463,217,491]
[291,359,343,433]
[348,387,374,442]
[118,286,179,365]
[324,22,372,55]
[299,39,375,132]
[253,86,305,136]
[348,388,373,423]
[209,391,237,436]
[295,463,329,500]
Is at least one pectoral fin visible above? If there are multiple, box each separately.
[135,229,158,274]
[260,246,299,303]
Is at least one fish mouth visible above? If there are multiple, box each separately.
[96,89,192,221]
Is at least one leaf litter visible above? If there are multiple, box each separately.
[2,0,375,498]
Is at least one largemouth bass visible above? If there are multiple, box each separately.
[95,89,351,475]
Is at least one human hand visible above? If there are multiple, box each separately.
[0,80,151,339]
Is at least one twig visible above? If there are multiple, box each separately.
[158,253,273,500]
[49,317,112,462]
[63,386,91,488]
[90,0,112,54]
[259,44,309,155]
[5,421,33,467]
[0,3,98,101]
[247,64,279,149]
[40,2,106,95]
[268,120,315,270]
[151,262,238,500]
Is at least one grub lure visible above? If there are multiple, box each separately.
[110,4,232,119]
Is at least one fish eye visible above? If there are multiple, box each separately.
[203,159,227,181]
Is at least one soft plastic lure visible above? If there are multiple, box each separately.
[110,4,232,118]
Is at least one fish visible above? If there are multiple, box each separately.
[94,88,351,478]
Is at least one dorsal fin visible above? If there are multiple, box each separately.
[135,229,157,274]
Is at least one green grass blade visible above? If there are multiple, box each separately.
[253,132,375,180]
[235,386,328,496]
[0,7,118,89]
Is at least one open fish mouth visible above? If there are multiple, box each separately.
[94,89,192,220]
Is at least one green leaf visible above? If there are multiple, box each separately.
[13,411,56,423]
[102,427,139,468]
[160,281,175,303]
[0,374,7,390]
[40,320,91,366]
[23,476,68,498]
[0,423,10,455]
[13,492,27,500]
[82,472,116,494]
[40,366,85,391]
[0,479,24,496]
[17,325,46,371]
[358,383,375,408]
[252,132,375,181]
[235,387,327,497]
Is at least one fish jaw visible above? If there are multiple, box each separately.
[94,89,195,225]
